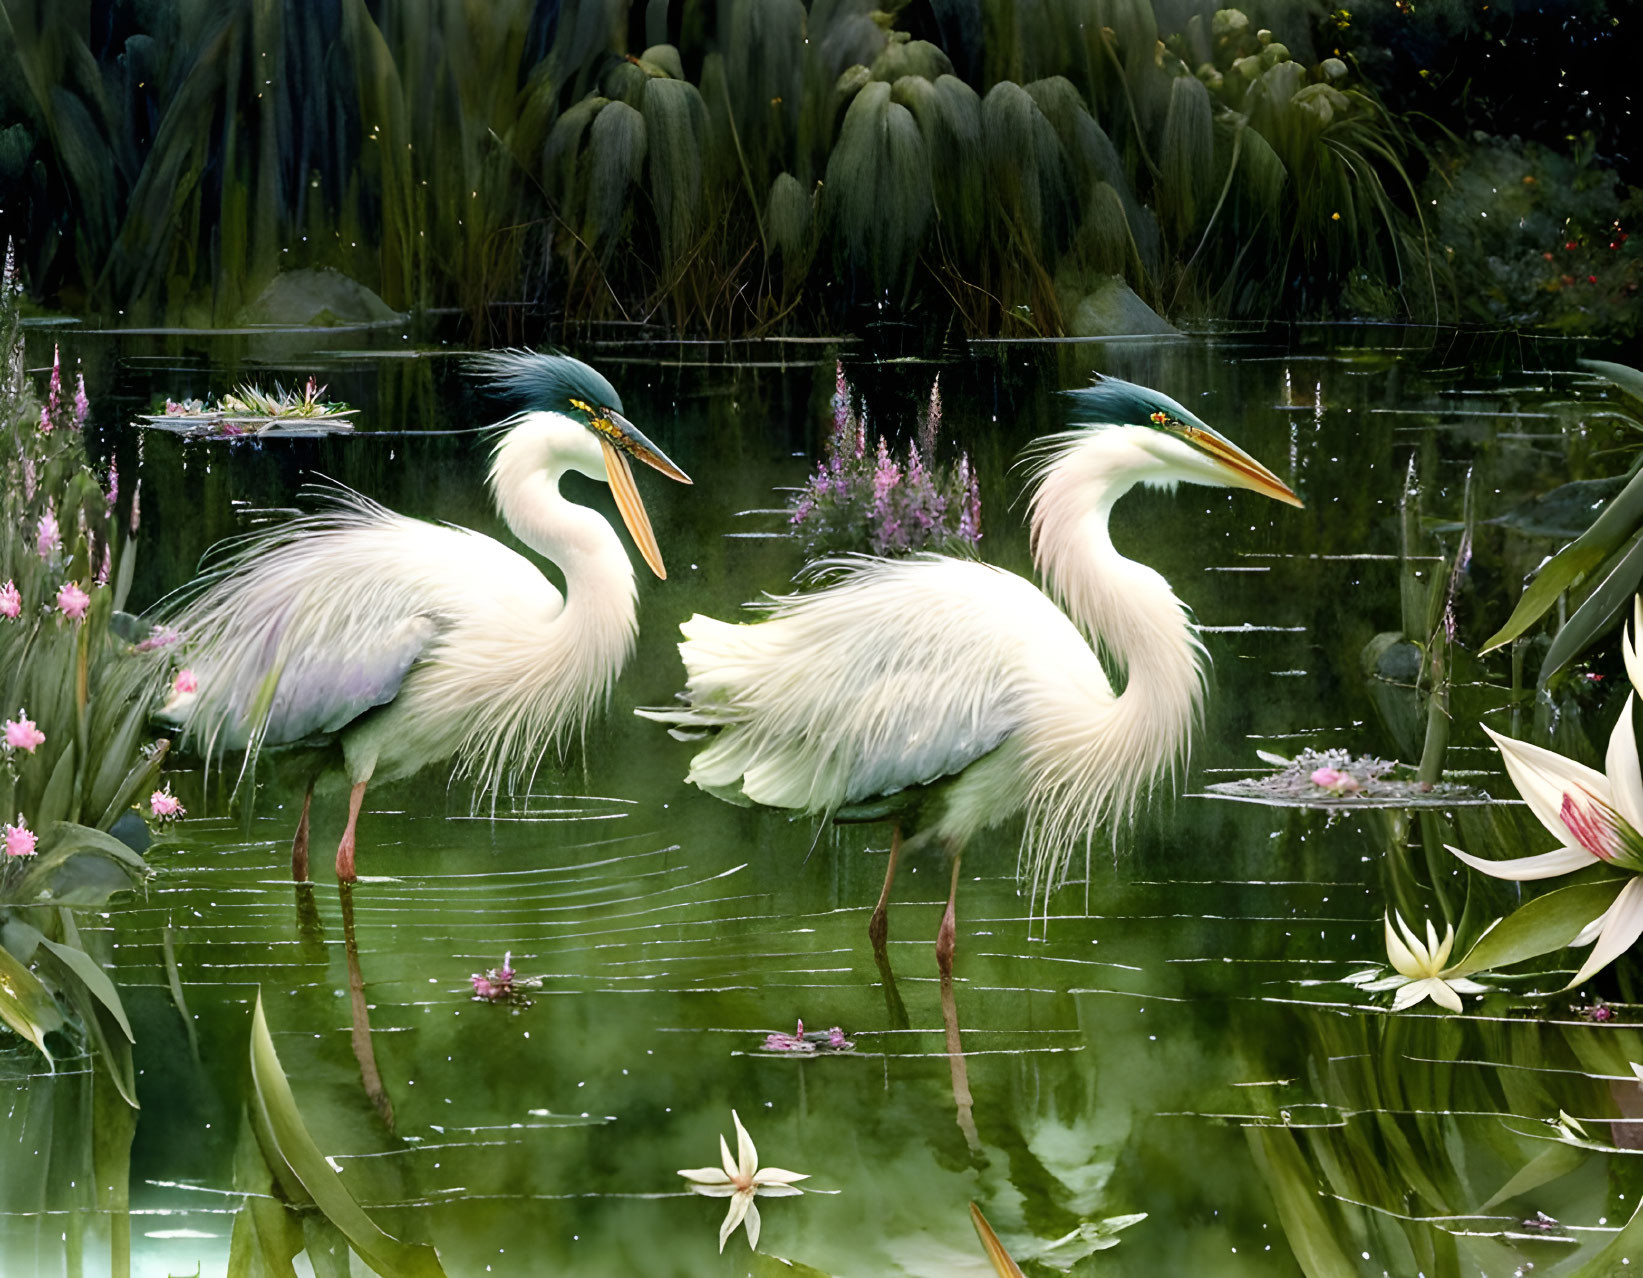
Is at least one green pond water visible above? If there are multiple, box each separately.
[6,323,1643,1277]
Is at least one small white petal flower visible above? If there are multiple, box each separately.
[1354,912,1491,1013]
[678,1110,809,1253]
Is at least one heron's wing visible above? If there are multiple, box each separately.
[639,555,1104,812]
[157,490,527,759]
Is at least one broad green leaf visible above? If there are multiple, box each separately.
[1579,359,1643,411]
[226,1110,303,1278]
[1480,1142,1588,1211]
[248,992,447,1278]
[751,1257,837,1277]
[96,740,168,833]
[1,916,44,963]
[1570,1188,1643,1276]
[1483,465,1643,652]
[1538,529,1643,682]
[1245,1126,1358,1278]
[14,824,148,906]
[40,936,134,1042]
[0,942,63,1062]
[36,740,78,829]
[1448,877,1630,977]
[87,696,151,821]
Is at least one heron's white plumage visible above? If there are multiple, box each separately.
[644,424,1213,905]
[163,410,641,800]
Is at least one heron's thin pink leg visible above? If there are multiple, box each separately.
[335,781,368,883]
[935,850,962,978]
[868,822,902,952]
[290,780,314,882]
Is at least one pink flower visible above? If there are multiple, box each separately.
[56,582,90,621]
[1310,767,1360,795]
[4,713,44,753]
[72,372,89,428]
[0,581,19,619]
[172,668,198,695]
[35,510,59,558]
[149,788,185,819]
[105,460,118,507]
[470,975,497,999]
[46,344,61,413]
[4,819,36,858]
[38,404,52,434]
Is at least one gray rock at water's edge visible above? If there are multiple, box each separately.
[1069,277,1178,338]
[236,268,403,327]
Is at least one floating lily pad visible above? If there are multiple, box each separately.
[1199,749,1497,809]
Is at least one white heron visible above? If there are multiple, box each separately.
[159,351,691,882]
[640,377,1300,974]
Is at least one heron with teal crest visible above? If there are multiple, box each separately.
[157,351,691,882]
[641,375,1300,973]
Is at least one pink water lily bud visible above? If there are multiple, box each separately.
[1310,766,1360,795]
[0,581,19,618]
[4,712,44,753]
[56,582,90,621]
[4,819,36,858]
[172,668,198,695]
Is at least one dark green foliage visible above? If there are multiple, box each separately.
[824,80,931,297]
[0,1,1457,334]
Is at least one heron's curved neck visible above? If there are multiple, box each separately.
[1029,437,1206,747]
[489,448,638,664]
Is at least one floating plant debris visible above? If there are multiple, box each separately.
[469,952,542,1005]
[1201,748,1494,809]
[761,1019,854,1054]
[137,378,357,437]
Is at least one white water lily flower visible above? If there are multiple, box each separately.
[677,1110,808,1252]
[1350,912,1489,1012]
[1445,603,1643,987]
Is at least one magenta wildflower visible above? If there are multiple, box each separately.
[172,668,198,696]
[35,509,59,558]
[38,404,52,434]
[470,951,537,1003]
[56,581,90,621]
[72,372,89,428]
[4,819,37,858]
[44,344,61,423]
[0,581,19,619]
[95,541,111,586]
[105,460,118,507]
[4,713,44,753]
[149,787,185,820]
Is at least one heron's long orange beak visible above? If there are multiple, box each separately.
[595,412,691,580]
[1187,426,1303,507]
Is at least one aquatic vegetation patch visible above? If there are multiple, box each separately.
[788,366,980,557]
[1205,747,1490,808]
[139,378,356,438]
